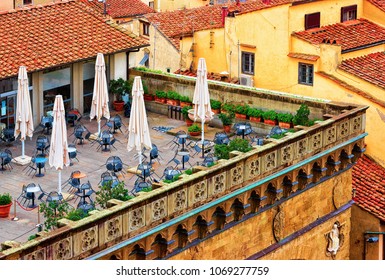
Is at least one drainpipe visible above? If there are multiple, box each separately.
[363,231,385,260]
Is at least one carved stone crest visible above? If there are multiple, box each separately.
[325,221,344,259]
[273,205,285,242]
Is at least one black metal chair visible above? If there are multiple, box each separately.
[39,116,53,134]
[72,124,89,145]
[214,132,230,145]
[1,128,15,145]
[35,135,50,155]
[105,115,125,134]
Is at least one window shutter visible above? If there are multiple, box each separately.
[305,12,320,30]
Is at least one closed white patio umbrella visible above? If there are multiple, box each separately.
[90,53,110,136]
[14,66,34,159]
[192,58,214,156]
[49,95,70,194]
[127,76,152,165]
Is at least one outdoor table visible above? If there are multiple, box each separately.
[77,183,92,205]
[177,134,188,151]
[138,163,152,181]
[46,192,63,203]
[177,151,190,169]
[35,157,47,177]
[0,151,8,171]
[77,202,94,213]
[73,172,87,179]
[164,169,181,181]
[68,146,77,166]
[197,140,213,158]
[25,184,41,208]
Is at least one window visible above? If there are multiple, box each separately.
[23,0,32,5]
[149,1,154,9]
[143,23,150,36]
[298,63,314,86]
[241,52,255,75]
[305,12,320,30]
[341,5,357,22]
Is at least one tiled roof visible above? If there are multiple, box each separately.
[293,19,385,52]
[338,52,385,90]
[287,52,319,61]
[353,155,385,222]
[0,0,148,80]
[368,0,385,12]
[145,0,302,49]
[81,0,154,18]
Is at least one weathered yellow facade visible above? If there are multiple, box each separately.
[153,0,208,12]
[169,1,385,167]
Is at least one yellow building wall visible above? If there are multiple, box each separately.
[363,0,385,27]
[155,0,206,12]
[289,0,363,32]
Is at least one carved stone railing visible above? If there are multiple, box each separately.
[0,72,368,260]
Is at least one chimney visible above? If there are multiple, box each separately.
[221,6,229,25]
[236,0,240,6]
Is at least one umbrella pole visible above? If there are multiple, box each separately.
[21,140,25,159]
[138,151,142,165]
[98,121,101,136]
[201,119,205,158]
[58,170,62,194]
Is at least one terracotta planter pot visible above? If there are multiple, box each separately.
[166,99,174,105]
[113,101,125,111]
[249,117,261,123]
[212,108,221,114]
[223,125,231,133]
[180,101,192,108]
[189,131,200,137]
[185,119,194,127]
[0,202,12,218]
[235,113,247,119]
[279,122,292,129]
[143,94,154,101]
[155,97,166,103]
[264,119,277,126]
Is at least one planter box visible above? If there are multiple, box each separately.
[144,94,154,101]
[249,117,261,123]
[180,101,192,108]
[155,97,166,104]
[235,113,247,119]
[279,121,292,129]
[212,108,221,114]
[264,119,277,126]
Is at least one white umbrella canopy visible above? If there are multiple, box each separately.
[90,53,110,135]
[192,58,214,154]
[127,76,152,164]
[49,95,70,194]
[14,66,34,158]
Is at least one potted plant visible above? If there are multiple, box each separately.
[262,110,278,126]
[0,193,12,218]
[180,95,192,107]
[155,90,167,103]
[277,112,294,129]
[188,123,202,137]
[247,107,263,123]
[221,102,236,114]
[293,104,311,126]
[166,91,181,106]
[218,112,235,133]
[182,105,193,126]
[235,104,249,119]
[109,78,131,111]
[210,99,222,114]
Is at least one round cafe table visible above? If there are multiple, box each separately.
[25,184,41,208]
[35,157,47,177]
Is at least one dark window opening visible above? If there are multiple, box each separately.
[305,12,320,30]
[298,63,314,86]
[24,0,32,5]
[241,52,255,75]
[143,23,150,36]
[341,5,357,22]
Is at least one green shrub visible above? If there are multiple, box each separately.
[247,107,263,118]
[96,181,133,209]
[277,113,293,123]
[210,99,222,110]
[185,169,193,175]
[155,90,167,98]
[222,102,236,113]
[167,90,180,100]
[262,110,278,121]
[235,104,250,115]
[218,112,235,126]
[109,78,132,101]
[293,104,310,126]
[228,138,252,153]
[182,105,192,119]
[180,95,192,103]
[0,193,12,205]
[214,144,230,160]
[66,208,90,221]
[188,124,201,133]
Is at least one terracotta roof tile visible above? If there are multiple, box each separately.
[338,52,385,90]
[293,18,385,52]
[353,155,385,221]
[368,0,385,12]
[145,0,302,49]
[81,0,154,18]
[0,0,148,79]
[287,52,319,61]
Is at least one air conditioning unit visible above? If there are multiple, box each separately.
[240,75,254,87]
